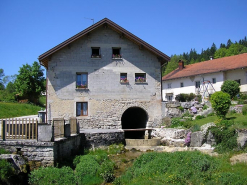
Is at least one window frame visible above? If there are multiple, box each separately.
[167,83,171,89]
[195,81,200,88]
[91,47,101,58]
[112,47,121,58]
[180,82,184,87]
[76,72,88,89]
[135,73,146,83]
[120,73,128,83]
[76,102,88,116]
[212,78,216,84]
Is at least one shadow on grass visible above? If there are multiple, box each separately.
[226,117,237,120]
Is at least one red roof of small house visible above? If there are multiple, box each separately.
[38,18,170,68]
[162,53,247,81]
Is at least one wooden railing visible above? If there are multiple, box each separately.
[0,118,38,140]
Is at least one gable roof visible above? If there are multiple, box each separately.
[38,18,170,68]
[162,53,247,81]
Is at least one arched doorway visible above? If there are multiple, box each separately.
[121,107,148,139]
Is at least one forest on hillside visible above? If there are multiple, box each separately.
[162,36,247,76]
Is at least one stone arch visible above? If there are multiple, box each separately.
[121,106,148,139]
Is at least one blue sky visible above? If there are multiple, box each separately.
[1,0,247,77]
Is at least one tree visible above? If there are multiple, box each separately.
[0,69,4,90]
[15,61,45,103]
[211,91,231,119]
[221,80,240,99]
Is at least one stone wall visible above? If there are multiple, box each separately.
[0,135,82,168]
[81,129,125,149]
[46,25,163,128]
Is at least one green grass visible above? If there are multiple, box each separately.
[0,102,44,119]
[114,151,247,185]
[181,112,247,129]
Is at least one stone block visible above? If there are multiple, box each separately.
[38,124,53,142]
[237,129,247,148]
[190,131,205,147]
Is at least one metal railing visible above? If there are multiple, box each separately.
[0,118,38,140]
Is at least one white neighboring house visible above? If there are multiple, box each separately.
[162,53,247,101]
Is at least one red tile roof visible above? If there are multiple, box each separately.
[39,18,170,68]
[162,53,247,81]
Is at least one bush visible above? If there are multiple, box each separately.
[210,91,231,119]
[221,80,240,99]
[29,166,75,185]
[98,160,115,182]
[195,115,205,120]
[175,93,196,102]
[203,104,208,110]
[242,105,247,115]
[170,117,182,127]
[178,106,184,111]
[209,120,238,153]
[0,159,14,183]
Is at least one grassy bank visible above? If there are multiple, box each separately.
[0,102,44,119]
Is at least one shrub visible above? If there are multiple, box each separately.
[195,115,205,120]
[210,91,231,119]
[98,160,115,182]
[209,120,238,153]
[75,156,100,184]
[242,105,247,115]
[203,104,208,110]
[207,112,215,117]
[170,117,182,127]
[178,106,184,111]
[175,93,196,102]
[0,159,14,183]
[29,166,75,185]
[221,80,240,99]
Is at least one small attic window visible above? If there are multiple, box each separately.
[112,48,121,58]
[91,47,101,58]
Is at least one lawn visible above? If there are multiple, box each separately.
[0,102,44,119]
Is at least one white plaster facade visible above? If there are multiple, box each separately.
[162,68,247,101]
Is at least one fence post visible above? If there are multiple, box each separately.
[2,120,6,141]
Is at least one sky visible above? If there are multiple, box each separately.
[1,0,247,78]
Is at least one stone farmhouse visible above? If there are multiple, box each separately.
[162,53,247,101]
[38,18,170,138]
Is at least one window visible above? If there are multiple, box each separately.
[135,73,146,83]
[167,95,173,101]
[76,102,88,116]
[112,48,121,58]
[212,78,216,84]
[76,73,88,88]
[91,47,101,58]
[120,73,128,83]
[180,82,184,87]
[235,79,241,85]
[195,81,200,88]
[167,83,171,89]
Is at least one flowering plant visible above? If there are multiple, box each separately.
[91,54,101,58]
[120,78,129,83]
[76,84,87,88]
[112,54,122,58]
[135,77,146,83]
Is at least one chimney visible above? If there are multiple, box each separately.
[178,60,184,70]
[210,56,213,60]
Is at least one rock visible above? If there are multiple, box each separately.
[206,131,216,145]
[0,154,27,174]
[194,104,203,108]
[236,129,247,148]
[181,102,191,109]
[190,131,205,147]
[152,128,190,147]
[230,153,247,164]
